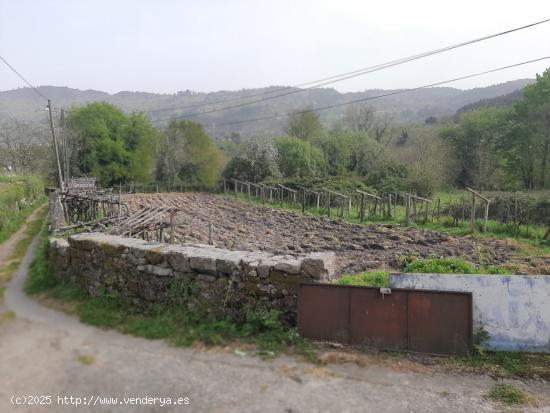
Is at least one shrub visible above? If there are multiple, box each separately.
[335,271,390,287]
[404,257,476,273]
[403,257,511,274]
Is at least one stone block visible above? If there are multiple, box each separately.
[189,255,217,275]
[145,265,173,277]
[273,258,302,274]
[301,251,336,281]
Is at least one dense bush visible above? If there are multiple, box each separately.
[275,136,326,178]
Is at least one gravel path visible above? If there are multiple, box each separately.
[0,211,548,412]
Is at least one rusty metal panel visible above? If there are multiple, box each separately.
[298,284,350,343]
[349,288,408,350]
[407,291,472,356]
[297,284,472,356]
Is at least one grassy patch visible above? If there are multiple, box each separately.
[334,271,390,287]
[77,354,96,366]
[0,311,16,323]
[403,257,510,274]
[449,351,550,381]
[26,232,317,361]
[0,174,45,244]
[0,205,48,302]
[487,383,529,405]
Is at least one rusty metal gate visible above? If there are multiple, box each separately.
[297,283,472,355]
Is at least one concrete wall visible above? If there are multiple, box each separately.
[49,233,336,324]
[390,273,550,352]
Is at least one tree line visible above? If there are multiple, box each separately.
[2,68,548,195]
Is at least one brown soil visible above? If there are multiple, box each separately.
[122,193,549,274]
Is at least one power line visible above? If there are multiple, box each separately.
[150,17,550,121]
[0,55,49,101]
[205,56,550,128]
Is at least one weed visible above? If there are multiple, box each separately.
[334,271,390,287]
[450,351,550,380]
[0,311,16,323]
[77,354,96,366]
[487,383,529,405]
[403,257,510,274]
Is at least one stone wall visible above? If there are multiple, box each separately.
[390,273,550,352]
[49,233,336,324]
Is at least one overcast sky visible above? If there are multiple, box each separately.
[1,0,549,94]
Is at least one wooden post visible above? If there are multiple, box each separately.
[327,192,331,218]
[208,222,214,245]
[169,211,175,244]
[424,200,429,223]
[405,195,410,226]
[316,193,320,209]
[223,178,227,193]
[483,201,490,233]
[302,190,306,214]
[471,193,476,232]
[360,193,365,223]
[47,100,65,191]
[247,182,251,200]
[118,184,122,223]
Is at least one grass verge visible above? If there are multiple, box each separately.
[0,205,47,303]
[448,351,550,381]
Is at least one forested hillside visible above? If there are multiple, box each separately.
[0,79,532,138]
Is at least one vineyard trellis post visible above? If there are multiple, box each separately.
[355,189,381,223]
[322,188,350,219]
[466,187,491,233]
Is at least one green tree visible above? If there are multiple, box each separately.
[67,102,155,186]
[284,108,323,141]
[155,120,223,187]
[507,69,550,189]
[440,106,510,189]
[313,131,381,177]
[275,136,326,178]
[223,138,280,182]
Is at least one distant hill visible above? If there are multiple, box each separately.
[455,88,526,115]
[0,79,533,137]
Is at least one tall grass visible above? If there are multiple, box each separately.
[0,174,46,243]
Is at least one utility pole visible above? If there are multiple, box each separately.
[60,107,70,182]
[48,99,64,191]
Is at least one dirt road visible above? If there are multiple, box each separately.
[1,214,549,412]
